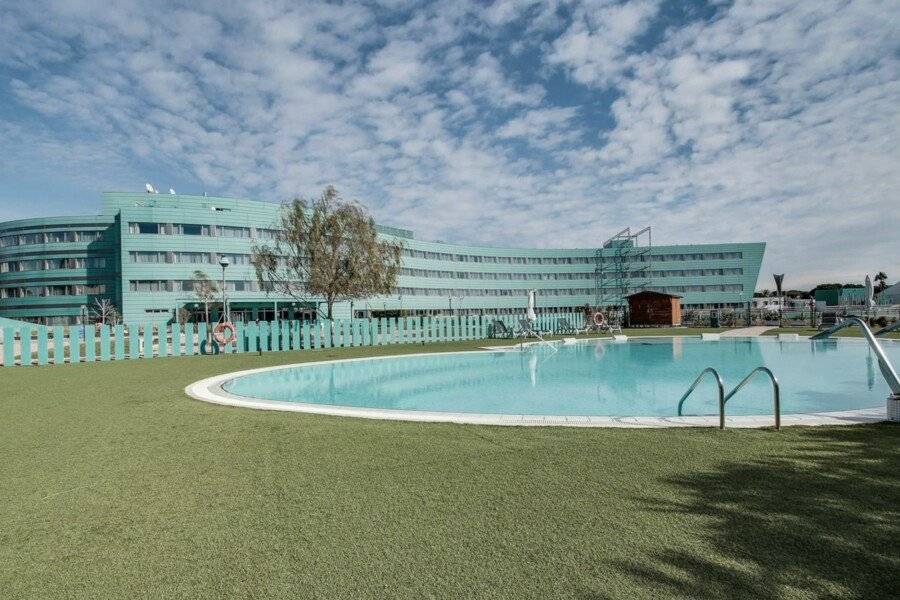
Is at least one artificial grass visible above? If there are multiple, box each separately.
[1,340,898,599]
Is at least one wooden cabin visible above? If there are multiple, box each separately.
[627,291,682,327]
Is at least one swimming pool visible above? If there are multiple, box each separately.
[187,337,899,427]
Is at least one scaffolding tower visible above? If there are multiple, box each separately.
[594,226,652,324]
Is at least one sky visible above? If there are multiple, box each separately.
[0,0,898,289]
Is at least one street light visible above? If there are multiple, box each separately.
[80,304,87,339]
[219,256,230,322]
[774,274,785,328]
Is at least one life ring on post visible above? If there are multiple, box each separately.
[592,311,607,328]
[213,321,237,345]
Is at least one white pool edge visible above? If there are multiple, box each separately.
[184,337,891,428]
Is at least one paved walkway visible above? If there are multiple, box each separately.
[720,326,777,337]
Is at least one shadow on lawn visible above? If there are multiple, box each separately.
[598,424,900,600]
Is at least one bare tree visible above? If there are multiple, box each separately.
[90,298,119,325]
[251,186,402,320]
[191,270,218,325]
[176,307,192,325]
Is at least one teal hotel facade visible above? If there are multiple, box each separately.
[0,192,765,325]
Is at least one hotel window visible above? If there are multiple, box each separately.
[130,280,163,292]
[179,223,210,236]
[19,233,42,245]
[79,231,103,242]
[220,253,251,265]
[130,222,161,234]
[178,252,210,264]
[130,251,165,263]
[45,231,77,243]
[216,225,250,238]
[255,228,279,240]
[81,284,106,294]
[47,285,72,296]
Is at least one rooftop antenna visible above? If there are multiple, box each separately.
[145,183,157,194]
[169,188,176,195]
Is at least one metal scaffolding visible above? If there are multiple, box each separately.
[594,226,652,323]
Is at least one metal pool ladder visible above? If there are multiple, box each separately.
[677,366,781,429]
[676,368,725,429]
[723,367,780,430]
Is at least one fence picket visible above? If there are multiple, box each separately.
[84,326,96,363]
[142,324,153,358]
[171,323,182,356]
[36,328,48,365]
[3,328,14,366]
[98,324,110,361]
[114,325,124,360]
[270,321,280,352]
[291,321,300,350]
[322,322,332,348]
[198,323,208,355]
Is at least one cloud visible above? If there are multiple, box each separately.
[0,0,898,288]
[547,0,661,87]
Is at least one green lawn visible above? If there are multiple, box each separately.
[2,340,898,599]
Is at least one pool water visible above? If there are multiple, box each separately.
[222,338,900,417]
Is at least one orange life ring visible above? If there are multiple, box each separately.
[213,321,237,345]
[592,311,607,327]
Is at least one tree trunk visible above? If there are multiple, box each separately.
[204,303,211,348]
[325,299,335,345]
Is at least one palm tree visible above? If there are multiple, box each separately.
[874,271,888,294]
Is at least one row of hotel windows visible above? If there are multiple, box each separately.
[123,223,745,265]
[125,250,744,282]
[127,222,279,239]
[129,251,252,265]
[130,279,270,293]
[400,267,743,280]
[396,285,744,297]
[0,230,105,247]
[401,249,744,264]
[0,257,108,273]
[0,284,107,298]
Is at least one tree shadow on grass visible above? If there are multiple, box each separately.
[599,424,900,600]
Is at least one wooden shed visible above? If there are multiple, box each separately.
[626,291,682,327]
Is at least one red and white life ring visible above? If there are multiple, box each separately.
[213,321,237,345]
[592,311,607,327]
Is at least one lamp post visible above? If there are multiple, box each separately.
[219,256,230,322]
[80,304,87,339]
[774,274,785,328]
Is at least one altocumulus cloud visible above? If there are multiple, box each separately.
[0,0,898,287]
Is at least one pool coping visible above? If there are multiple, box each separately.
[184,336,892,428]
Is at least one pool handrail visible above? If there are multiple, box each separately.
[724,366,780,430]
[809,316,900,396]
[677,367,726,428]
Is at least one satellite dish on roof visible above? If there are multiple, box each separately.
[169,188,176,195]
[145,183,156,194]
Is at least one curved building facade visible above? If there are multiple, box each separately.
[0,192,765,324]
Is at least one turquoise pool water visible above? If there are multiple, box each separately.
[222,338,900,417]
